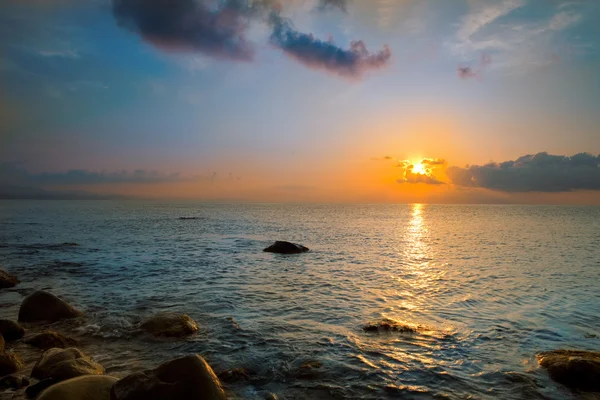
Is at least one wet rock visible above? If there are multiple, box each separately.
[0,374,30,390]
[0,333,4,352]
[25,331,78,350]
[0,352,24,376]
[363,318,419,333]
[263,241,309,254]
[0,319,26,341]
[264,392,278,400]
[140,313,198,337]
[26,379,56,399]
[0,268,19,288]
[537,349,600,392]
[32,347,104,382]
[296,361,323,380]
[111,354,226,400]
[18,290,83,323]
[217,367,251,383]
[38,375,118,400]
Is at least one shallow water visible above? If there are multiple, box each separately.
[1,201,599,399]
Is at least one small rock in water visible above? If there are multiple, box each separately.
[363,318,419,333]
[217,367,252,383]
[0,352,24,376]
[0,268,19,288]
[537,349,600,392]
[263,241,309,254]
[296,361,324,380]
[18,290,83,323]
[25,330,78,349]
[37,375,118,400]
[111,354,226,400]
[0,319,26,341]
[0,374,30,390]
[32,347,104,382]
[140,312,199,337]
[264,392,278,400]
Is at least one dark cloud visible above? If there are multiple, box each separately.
[269,16,391,78]
[112,0,257,61]
[446,152,600,192]
[421,158,446,165]
[316,0,347,12]
[0,162,209,186]
[398,170,445,185]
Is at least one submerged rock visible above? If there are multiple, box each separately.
[32,347,104,382]
[363,318,419,333]
[0,268,19,288]
[111,354,226,400]
[217,367,251,383]
[25,330,78,350]
[140,312,199,337]
[537,349,600,392]
[296,361,324,380]
[18,290,83,323]
[38,375,118,400]
[263,241,309,254]
[0,352,24,376]
[0,319,26,341]
[0,374,30,390]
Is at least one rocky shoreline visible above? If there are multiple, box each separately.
[2,256,600,399]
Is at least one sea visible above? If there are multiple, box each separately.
[0,201,599,399]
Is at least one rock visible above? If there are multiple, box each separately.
[0,375,30,390]
[111,354,226,400]
[0,333,4,352]
[0,268,19,288]
[0,352,24,376]
[32,347,104,382]
[140,313,198,337]
[26,379,56,399]
[0,319,26,341]
[37,375,118,400]
[217,368,251,383]
[363,318,419,333]
[264,392,278,400]
[25,331,78,350]
[296,361,323,380]
[263,241,309,254]
[18,290,83,323]
[537,349,600,392]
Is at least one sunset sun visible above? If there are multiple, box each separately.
[411,161,427,175]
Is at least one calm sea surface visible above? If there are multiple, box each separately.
[1,201,599,399]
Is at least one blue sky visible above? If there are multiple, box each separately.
[1,0,599,202]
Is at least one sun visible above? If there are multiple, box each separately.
[411,161,427,175]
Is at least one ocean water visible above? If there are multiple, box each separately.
[0,201,599,399]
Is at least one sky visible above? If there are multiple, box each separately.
[1,0,599,203]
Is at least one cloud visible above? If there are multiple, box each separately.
[398,170,445,185]
[269,15,391,78]
[316,0,347,13]
[395,159,446,185]
[111,0,257,61]
[446,152,600,192]
[457,53,491,80]
[421,158,446,166]
[0,162,211,186]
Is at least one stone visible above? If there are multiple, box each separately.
[0,375,30,390]
[296,361,323,380]
[0,352,24,376]
[264,392,279,400]
[25,331,78,350]
[217,368,251,383]
[263,241,309,254]
[537,349,600,392]
[363,318,419,333]
[32,347,104,382]
[140,313,198,337]
[111,354,226,400]
[37,375,118,400]
[26,379,56,399]
[0,333,4,352]
[18,290,82,323]
[0,319,26,341]
[0,268,19,288]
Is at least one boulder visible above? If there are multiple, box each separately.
[0,333,4,352]
[363,318,419,333]
[38,375,118,400]
[0,268,19,288]
[264,393,278,400]
[111,354,226,400]
[140,313,198,337]
[0,352,24,376]
[263,241,309,254]
[217,368,251,383]
[32,347,104,382]
[0,319,26,341]
[25,331,78,350]
[0,374,30,390]
[18,291,82,323]
[537,350,600,392]
[26,379,56,398]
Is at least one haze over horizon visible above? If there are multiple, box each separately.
[1,0,600,204]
